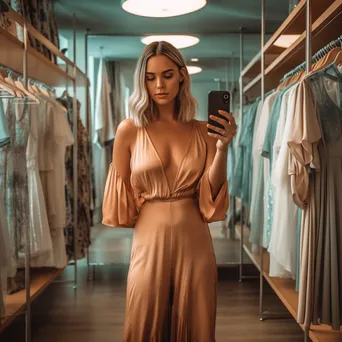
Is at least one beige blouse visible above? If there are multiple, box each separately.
[287,79,321,209]
[102,120,229,227]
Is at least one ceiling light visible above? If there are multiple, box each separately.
[121,0,207,18]
[274,34,300,48]
[191,58,199,62]
[187,66,202,75]
[141,35,200,49]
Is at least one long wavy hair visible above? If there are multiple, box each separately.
[129,41,198,127]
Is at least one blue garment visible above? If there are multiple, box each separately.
[231,99,260,208]
[0,101,10,148]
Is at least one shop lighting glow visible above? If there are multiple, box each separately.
[122,0,207,18]
[141,35,200,49]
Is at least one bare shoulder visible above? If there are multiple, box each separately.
[195,120,216,148]
[116,118,138,150]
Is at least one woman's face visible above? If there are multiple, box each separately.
[145,55,183,107]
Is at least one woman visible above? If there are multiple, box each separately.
[102,41,237,342]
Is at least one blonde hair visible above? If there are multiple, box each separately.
[129,41,198,127]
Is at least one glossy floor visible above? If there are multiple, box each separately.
[1,223,305,342]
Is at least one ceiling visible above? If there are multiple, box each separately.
[53,0,292,82]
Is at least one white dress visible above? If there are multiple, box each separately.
[249,93,277,248]
[34,95,74,268]
[18,104,52,261]
[268,84,300,278]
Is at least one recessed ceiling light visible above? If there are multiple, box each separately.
[141,35,200,49]
[121,0,207,18]
[191,58,199,62]
[187,66,202,75]
[274,34,300,48]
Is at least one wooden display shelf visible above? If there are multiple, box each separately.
[0,7,89,88]
[0,267,64,333]
[264,0,335,59]
[243,0,342,95]
[235,225,342,342]
[241,0,307,80]
[0,27,73,88]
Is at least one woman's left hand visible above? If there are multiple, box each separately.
[207,110,238,152]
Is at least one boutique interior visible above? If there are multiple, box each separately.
[0,0,342,341]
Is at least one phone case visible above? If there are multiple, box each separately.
[208,91,230,135]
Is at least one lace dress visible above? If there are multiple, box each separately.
[0,99,29,294]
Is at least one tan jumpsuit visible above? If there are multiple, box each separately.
[102,120,229,342]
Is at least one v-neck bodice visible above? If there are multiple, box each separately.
[142,120,196,193]
[131,120,206,205]
[102,119,229,228]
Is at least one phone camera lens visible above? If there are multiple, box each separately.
[223,94,229,100]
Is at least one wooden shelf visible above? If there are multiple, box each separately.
[0,27,73,88]
[242,0,341,94]
[264,0,342,93]
[0,268,64,333]
[235,226,342,342]
[0,7,90,88]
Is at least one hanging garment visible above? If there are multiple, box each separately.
[0,99,29,294]
[106,61,127,132]
[0,190,12,318]
[59,96,91,261]
[0,101,10,148]
[14,0,36,50]
[102,120,228,341]
[46,0,60,63]
[0,0,16,37]
[0,100,29,257]
[32,94,72,268]
[16,104,53,266]
[261,89,288,247]
[94,58,115,146]
[93,59,116,213]
[227,100,243,224]
[268,84,300,279]
[249,93,277,247]
[230,99,259,207]
[293,64,342,330]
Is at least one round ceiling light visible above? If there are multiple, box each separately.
[121,0,207,18]
[187,66,202,75]
[141,35,200,49]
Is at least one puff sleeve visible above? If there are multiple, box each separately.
[287,79,321,209]
[197,166,229,223]
[102,164,138,228]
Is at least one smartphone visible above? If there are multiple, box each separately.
[208,90,230,135]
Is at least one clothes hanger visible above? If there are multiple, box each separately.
[37,84,68,113]
[3,72,25,98]
[332,39,342,66]
[0,74,17,97]
[15,76,40,103]
[314,47,341,71]
[313,39,342,71]
[28,80,42,94]
[61,88,69,98]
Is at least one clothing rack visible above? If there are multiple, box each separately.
[0,4,90,342]
[280,35,342,82]
[0,64,56,93]
[235,0,342,341]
